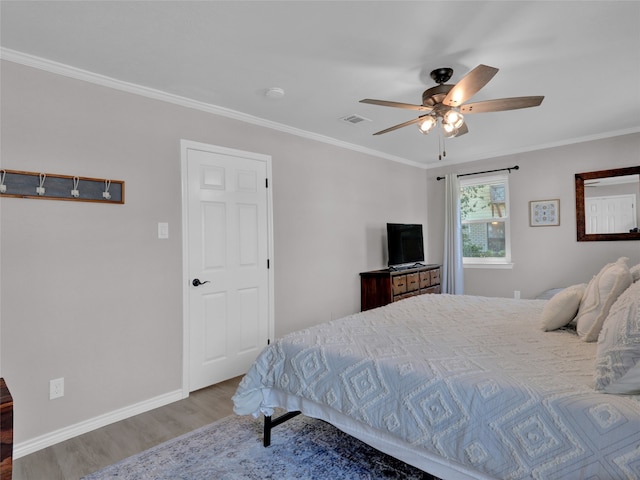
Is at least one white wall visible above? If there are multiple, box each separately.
[427,133,640,298]
[0,60,428,447]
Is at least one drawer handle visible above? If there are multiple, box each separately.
[397,283,404,287]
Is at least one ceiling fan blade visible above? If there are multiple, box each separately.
[460,96,544,114]
[443,64,499,107]
[360,98,432,111]
[372,116,426,135]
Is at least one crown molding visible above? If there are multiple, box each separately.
[434,127,640,169]
[4,48,636,171]
[0,48,423,169]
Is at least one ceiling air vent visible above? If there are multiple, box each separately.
[340,114,371,126]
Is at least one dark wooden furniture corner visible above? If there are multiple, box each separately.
[1,378,13,480]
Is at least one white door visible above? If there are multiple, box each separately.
[182,141,273,392]
[585,194,637,233]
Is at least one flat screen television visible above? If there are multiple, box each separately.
[386,223,425,268]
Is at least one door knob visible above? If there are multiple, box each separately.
[192,278,210,287]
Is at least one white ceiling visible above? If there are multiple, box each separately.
[1,1,639,167]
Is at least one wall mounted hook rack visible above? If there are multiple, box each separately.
[0,169,124,204]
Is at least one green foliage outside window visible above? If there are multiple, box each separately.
[460,182,507,259]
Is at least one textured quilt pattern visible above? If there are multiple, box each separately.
[234,294,640,480]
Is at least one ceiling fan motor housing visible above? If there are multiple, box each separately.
[422,84,453,108]
[430,67,454,84]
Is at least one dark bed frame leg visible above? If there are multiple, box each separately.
[263,411,301,447]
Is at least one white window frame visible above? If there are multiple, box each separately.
[460,173,512,268]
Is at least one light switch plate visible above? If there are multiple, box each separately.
[50,377,64,400]
[158,222,169,239]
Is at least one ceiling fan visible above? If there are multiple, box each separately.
[360,64,544,138]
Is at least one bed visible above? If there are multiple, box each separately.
[233,261,640,479]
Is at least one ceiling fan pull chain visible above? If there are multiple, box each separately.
[437,130,447,160]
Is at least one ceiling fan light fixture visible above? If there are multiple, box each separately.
[442,121,457,135]
[417,115,437,134]
[443,130,458,138]
[443,109,464,129]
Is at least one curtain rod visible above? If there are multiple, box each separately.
[436,165,519,181]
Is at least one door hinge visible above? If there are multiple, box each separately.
[267,338,271,345]
[267,259,270,269]
[265,178,269,188]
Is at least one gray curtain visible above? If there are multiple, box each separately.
[443,173,464,294]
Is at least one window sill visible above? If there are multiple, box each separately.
[463,262,514,269]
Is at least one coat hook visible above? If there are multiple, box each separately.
[71,176,80,198]
[37,173,46,196]
[102,179,111,200]
[0,170,6,193]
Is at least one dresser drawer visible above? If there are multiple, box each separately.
[398,290,420,300]
[430,268,441,285]
[391,274,407,295]
[406,273,419,292]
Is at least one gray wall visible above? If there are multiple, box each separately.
[3,58,638,451]
[427,132,640,298]
[0,60,428,446]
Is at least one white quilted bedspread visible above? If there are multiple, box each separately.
[233,294,640,479]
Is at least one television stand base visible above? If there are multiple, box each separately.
[389,262,425,271]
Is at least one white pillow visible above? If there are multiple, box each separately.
[594,280,640,394]
[605,363,640,395]
[540,284,587,331]
[576,257,632,342]
[630,263,640,283]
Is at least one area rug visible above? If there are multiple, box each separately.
[82,413,438,479]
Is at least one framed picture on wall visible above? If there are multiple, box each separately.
[530,199,560,226]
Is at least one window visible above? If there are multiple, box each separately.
[460,174,511,265]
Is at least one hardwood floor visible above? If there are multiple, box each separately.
[12,376,242,480]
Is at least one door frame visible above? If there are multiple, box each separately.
[180,139,275,398]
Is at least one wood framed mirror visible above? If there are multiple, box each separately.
[575,166,640,241]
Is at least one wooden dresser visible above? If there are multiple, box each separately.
[0,378,13,480]
[360,264,441,311]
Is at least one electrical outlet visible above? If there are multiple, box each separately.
[514,290,521,299]
[50,377,64,400]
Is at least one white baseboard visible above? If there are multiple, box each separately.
[13,389,184,459]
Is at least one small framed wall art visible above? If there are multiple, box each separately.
[530,199,560,226]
